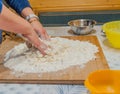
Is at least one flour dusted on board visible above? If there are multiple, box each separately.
[4,37,99,73]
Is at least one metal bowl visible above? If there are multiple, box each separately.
[68,19,96,35]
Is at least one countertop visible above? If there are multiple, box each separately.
[0,25,120,94]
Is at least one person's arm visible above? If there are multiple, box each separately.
[21,7,50,40]
[5,0,50,40]
[0,4,47,55]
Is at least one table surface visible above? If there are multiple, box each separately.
[0,25,120,94]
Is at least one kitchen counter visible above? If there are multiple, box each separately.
[0,25,120,94]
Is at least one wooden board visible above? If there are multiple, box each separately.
[0,36,109,84]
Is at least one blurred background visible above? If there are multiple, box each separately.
[39,10,120,26]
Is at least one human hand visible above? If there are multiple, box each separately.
[29,18,50,40]
[0,5,47,55]
[23,30,48,56]
[21,7,50,40]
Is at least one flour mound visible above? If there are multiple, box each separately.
[4,37,98,73]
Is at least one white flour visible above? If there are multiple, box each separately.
[4,37,98,74]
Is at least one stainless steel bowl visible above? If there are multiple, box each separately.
[68,19,96,35]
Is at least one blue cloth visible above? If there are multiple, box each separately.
[0,0,31,15]
[0,0,2,13]
[5,0,31,14]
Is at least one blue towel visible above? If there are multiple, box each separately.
[0,30,2,44]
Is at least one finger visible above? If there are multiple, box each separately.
[23,33,47,55]
[39,29,50,41]
[44,32,51,41]
[37,44,47,56]
[41,33,50,41]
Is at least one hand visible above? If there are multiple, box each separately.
[23,29,48,56]
[20,7,50,40]
[0,5,47,55]
[29,18,50,40]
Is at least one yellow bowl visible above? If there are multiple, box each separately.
[84,70,120,94]
[102,21,120,48]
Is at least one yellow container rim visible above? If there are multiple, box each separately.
[84,69,120,94]
[102,20,120,33]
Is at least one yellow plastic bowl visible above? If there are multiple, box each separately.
[84,70,120,94]
[102,21,120,48]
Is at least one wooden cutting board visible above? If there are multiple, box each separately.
[0,36,109,84]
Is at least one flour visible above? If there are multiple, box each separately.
[4,37,98,74]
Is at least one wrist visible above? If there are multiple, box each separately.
[25,14,39,22]
[29,17,39,23]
